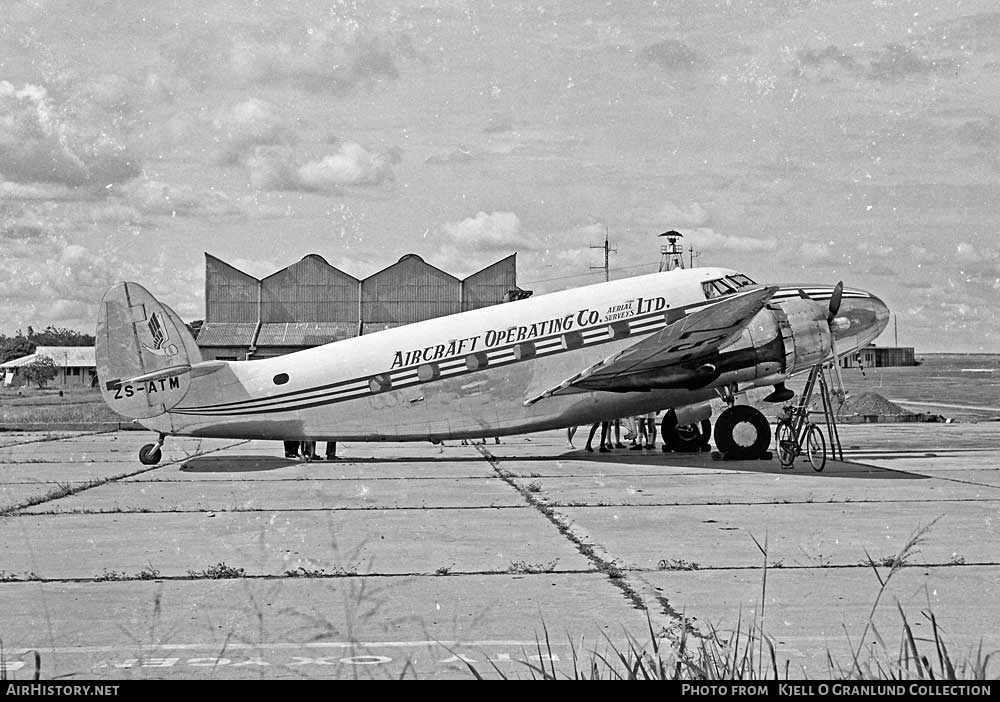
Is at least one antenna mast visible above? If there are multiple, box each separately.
[590,225,617,282]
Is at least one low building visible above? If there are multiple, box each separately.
[1,346,97,387]
[839,344,916,368]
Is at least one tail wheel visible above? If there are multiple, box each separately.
[714,405,771,460]
[805,424,827,472]
[661,411,711,452]
[138,444,162,465]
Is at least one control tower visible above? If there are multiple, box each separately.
[658,230,685,272]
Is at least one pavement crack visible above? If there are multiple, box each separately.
[0,440,250,516]
[474,444,701,644]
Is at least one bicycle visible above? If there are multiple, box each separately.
[774,404,826,471]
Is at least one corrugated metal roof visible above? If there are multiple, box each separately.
[1,346,95,368]
[205,253,260,323]
[463,254,517,311]
[260,255,360,323]
[196,323,258,346]
[360,321,409,335]
[256,322,358,346]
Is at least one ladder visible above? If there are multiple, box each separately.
[794,364,844,462]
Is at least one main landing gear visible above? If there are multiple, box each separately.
[138,433,166,465]
[663,384,772,461]
[712,404,771,460]
[660,410,712,453]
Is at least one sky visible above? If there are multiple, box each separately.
[1,0,998,352]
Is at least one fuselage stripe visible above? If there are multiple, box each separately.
[172,285,828,417]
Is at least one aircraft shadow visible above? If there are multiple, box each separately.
[177,450,927,481]
[180,455,303,473]
[539,449,928,480]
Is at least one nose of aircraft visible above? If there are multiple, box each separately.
[832,290,890,353]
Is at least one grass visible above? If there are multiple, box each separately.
[186,562,246,579]
[505,559,559,574]
[0,387,126,427]
[463,520,996,680]
[657,558,701,571]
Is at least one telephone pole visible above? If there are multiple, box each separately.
[590,225,617,282]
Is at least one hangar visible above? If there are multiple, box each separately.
[197,253,525,361]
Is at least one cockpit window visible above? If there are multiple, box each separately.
[702,278,739,299]
[727,274,757,288]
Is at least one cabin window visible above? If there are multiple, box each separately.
[728,273,757,287]
[701,279,738,299]
[513,342,536,360]
[273,373,289,385]
[561,331,584,350]
[368,374,392,393]
[465,352,488,371]
[608,321,630,339]
[417,363,440,382]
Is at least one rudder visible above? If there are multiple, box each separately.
[96,282,202,419]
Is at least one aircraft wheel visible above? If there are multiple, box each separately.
[138,444,162,465]
[714,406,771,460]
[661,411,712,453]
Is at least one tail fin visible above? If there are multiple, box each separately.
[96,282,202,419]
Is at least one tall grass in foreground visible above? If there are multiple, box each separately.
[465,521,996,680]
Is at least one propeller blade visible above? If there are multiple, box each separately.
[830,333,847,401]
[828,281,844,322]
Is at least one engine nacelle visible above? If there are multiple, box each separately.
[674,401,713,425]
[770,297,831,373]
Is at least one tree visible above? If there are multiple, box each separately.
[0,335,35,364]
[26,325,95,347]
[23,356,58,389]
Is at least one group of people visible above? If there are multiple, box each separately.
[283,440,338,461]
[568,413,659,453]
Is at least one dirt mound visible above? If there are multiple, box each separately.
[838,392,912,417]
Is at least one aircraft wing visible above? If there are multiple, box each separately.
[524,286,778,406]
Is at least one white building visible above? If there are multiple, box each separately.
[1,346,97,388]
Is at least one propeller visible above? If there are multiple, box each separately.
[795,282,848,402]
[827,281,847,402]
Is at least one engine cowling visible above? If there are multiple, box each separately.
[770,297,832,374]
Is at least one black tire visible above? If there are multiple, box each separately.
[806,424,826,472]
[775,419,796,468]
[661,411,712,452]
[714,405,771,460]
[139,444,161,465]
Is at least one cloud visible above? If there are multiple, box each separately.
[793,45,858,81]
[442,211,535,251]
[425,144,481,165]
[227,21,413,92]
[640,40,701,71]
[657,201,710,228]
[115,179,273,218]
[298,142,399,189]
[0,81,140,187]
[249,142,400,192]
[868,44,958,82]
[0,234,117,329]
[209,98,293,165]
[686,227,778,253]
[956,119,1000,148]
[797,241,841,264]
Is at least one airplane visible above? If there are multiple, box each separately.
[94,267,889,465]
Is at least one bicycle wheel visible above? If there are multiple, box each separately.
[805,424,826,472]
[775,419,796,468]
